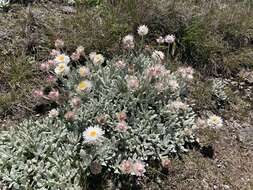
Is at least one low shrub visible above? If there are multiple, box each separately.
[0,27,200,189]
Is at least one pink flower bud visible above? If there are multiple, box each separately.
[117,121,128,132]
[33,90,44,98]
[54,39,64,49]
[133,161,146,176]
[47,75,57,83]
[47,60,55,66]
[48,90,59,101]
[114,60,126,69]
[96,115,108,125]
[90,161,102,175]
[70,97,81,108]
[64,111,75,121]
[120,160,132,174]
[161,159,171,170]
[40,63,50,72]
[71,52,81,61]
[125,76,139,90]
[50,49,60,56]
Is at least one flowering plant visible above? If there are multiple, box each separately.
[0,25,199,188]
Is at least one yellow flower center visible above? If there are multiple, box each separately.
[79,68,87,76]
[56,55,65,62]
[88,130,97,137]
[78,81,88,90]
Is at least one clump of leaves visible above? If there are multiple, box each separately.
[0,29,197,188]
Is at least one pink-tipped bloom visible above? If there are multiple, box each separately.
[46,75,57,83]
[48,90,59,101]
[120,160,132,174]
[47,60,55,66]
[126,76,139,90]
[50,49,60,56]
[40,63,50,72]
[145,64,166,79]
[133,161,146,176]
[115,60,126,69]
[70,97,81,108]
[117,121,128,132]
[64,111,75,121]
[71,52,81,61]
[33,90,44,98]
[55,39,64,49]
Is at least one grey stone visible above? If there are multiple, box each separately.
[238,127,253,149]
[61,6,76,14]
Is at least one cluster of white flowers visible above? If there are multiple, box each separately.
[156,34,176,44]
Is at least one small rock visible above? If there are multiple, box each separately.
[223,185,230,190]
[238,127,253,149]
[61,6,76,14]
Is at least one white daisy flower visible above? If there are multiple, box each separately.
[76,80,92,93]
[137,25,149,36]
[83,126,104,143]
[79,66,90,77]
[207,115,223,128]
[54,63,70,76]
[54,54,70,65]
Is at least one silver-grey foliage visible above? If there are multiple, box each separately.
[0,54,197,188]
